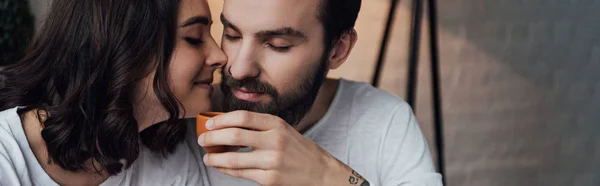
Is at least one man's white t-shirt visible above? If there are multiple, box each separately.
[0,107,203,186]
[190,79,443,186]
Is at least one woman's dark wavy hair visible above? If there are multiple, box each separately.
[0,0,186,175]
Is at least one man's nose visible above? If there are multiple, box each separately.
[228,42,260,80]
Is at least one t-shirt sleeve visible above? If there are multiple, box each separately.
[378,103,443,186]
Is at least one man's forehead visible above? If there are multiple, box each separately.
[223,0,319,12]
[222,0,321,31]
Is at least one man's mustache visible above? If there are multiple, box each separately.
[222,72,279,98]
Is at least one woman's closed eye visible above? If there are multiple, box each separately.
[184,37,204,46]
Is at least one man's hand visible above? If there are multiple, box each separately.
[197,111,370,186]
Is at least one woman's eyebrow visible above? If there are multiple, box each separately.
[180,16,211,27]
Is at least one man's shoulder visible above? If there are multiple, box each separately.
[338,79,409,112]
[330,79,415,132]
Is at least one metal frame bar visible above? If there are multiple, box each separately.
[371,0,400,87]
[426,0,446,184]
[406,0,423,107]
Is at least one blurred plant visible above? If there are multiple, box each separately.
[0,0,34,66]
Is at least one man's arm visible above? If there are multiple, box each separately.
[324,157,371,186]
[199,111,373,186]
[380,104,442,185]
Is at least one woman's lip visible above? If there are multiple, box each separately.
[193,83,213,90]
[233,88,264,102]
[194,78,213,85]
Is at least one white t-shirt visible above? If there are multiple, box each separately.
[189,79,443,186]
[0,107,203,186]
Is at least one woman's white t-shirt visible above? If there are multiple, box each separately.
[0,107,203,186]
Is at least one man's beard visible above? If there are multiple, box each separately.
[220,55,329,125]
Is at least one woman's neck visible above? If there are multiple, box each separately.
[133,100,169,132]
[21,110,109,186]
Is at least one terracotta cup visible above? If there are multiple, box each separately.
[196,112,228,153]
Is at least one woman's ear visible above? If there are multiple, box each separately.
[327,29,358,70]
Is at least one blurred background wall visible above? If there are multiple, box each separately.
[436,0,600,185]
[24,0,600,185]
[28,0,51,28]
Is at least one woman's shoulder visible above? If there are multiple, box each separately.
[0,107,58,186]
[0,107,29,183]
[0,106,19,115]
[0,106,24,128]
[0,107,24,146]
[0,107,21,130]
[0,107,30,153]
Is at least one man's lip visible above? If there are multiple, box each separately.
[237,87,262,94]
[233,88,264,102]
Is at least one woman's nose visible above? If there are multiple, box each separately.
[205,39,227,68]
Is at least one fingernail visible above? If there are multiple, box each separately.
[203,154,209,163]
[198,134,205,145]
[205,119,214,130]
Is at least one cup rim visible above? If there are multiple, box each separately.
[197,112,223,118]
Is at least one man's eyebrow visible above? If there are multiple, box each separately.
[255,27,308,41]
[180,16,211,27]
[220,14,240,33]
[221,14,307,41]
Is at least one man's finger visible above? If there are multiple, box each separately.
[204,150,279,169]
[214,168,277,186]
[199,128,264,148]
[210,110,286,131]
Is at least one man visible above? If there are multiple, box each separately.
[190,0,443,185]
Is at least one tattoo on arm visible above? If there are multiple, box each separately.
[351,170,363,179]
[348,170,370,186]
[349,176,358,184]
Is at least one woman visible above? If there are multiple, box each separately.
[0,0,225,185]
